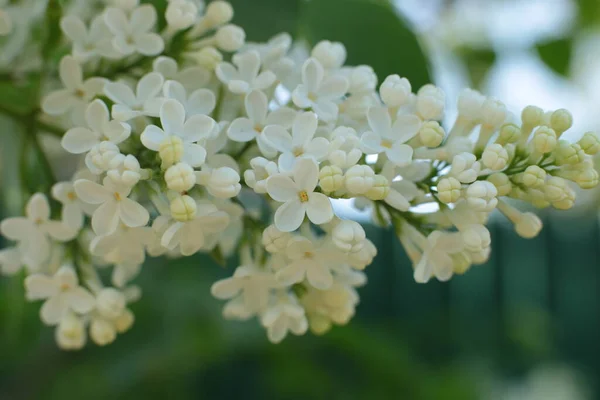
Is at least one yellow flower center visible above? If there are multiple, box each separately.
[67,192,76,201]
[114,192,122,201]
[298,190,309,203]
[308,92,318,102]
[293,147,304,157]
[381,139,393,149]
[254,124,263,134]
[304,251,314,259]
[74,89,85,98]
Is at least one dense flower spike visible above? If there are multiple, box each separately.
[0,0,597,350]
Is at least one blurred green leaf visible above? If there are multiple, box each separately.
[143,0,168,31]
[228,0,301,42]
[458,47,496,89]
[536,38,572,77]
[299,0,431,89]
[577,0,600,27]
[0,75,41,116]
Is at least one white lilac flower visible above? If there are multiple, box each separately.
[25,265,96,325]
[61,99,131,154]
[277,236,336,290]
[104,4,164,56]
[215,50,276,94]
[267,158,334,232]
[413,231,465,283]
[141,99,214,168]
[153,56,210,92]
[261,291,308,344]
[228,89,296,158]
[0,194,77,266]
[263,111,330,171]
[90,225,153,266]
[60,14,118,61]
[104,72,165,121]
[74,178,149,236]
[0,246,22,275]
[163,80,216,116]
[292,58,349,122]
[361,107,420,167]
[52,180,96,230]
[41,56,106,123]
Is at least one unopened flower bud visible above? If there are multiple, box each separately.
[380,74,411,107]
[215,24,245,52]
[171,194,197,222]
[365,175,390,200]
[319,165,344,193]
[449,152,480,183]
[416,84,444,120]
[159,136,184,168]
[552,187,575,210]
[86,141,121,174]
[550,108,573,135]
[466,181,498,212]
[165,162,196,192]
[515,212,542,239]
[344,165,375,195]
[487,173,512,196]
[461,224,491,253]
[532,126,557,154]
[166,0,198,30]
[457,88,485,120]
[262,225,292,253]
[544,176,569,202]
[205,1,233,26]
[480,98,507,128]
[56,313,85,350]
[206,167,241,198]
[481,143,509,171]
[114,309,135,333]
[311,40,346,69]
[578,132,600,155]
[96,288,126,319]
[521,105,544,127]
[193,46,223,70]
[522,165,546,188]
[470,247,491,264]
[348,65,377,94]
[575,168,599,189]
[496,123,520,145]
[437,177,461,203]
[107,154,142,187]
[554,141,585,165]
[90,318,116,346]
[452,252,472,275]
[419,121,445,147]
[332,220,366,253]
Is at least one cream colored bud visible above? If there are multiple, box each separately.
[544,176,569,202]
[159,136,184,168]
[437,177,461,203]
[522,165,546,188]
[480,98,507,128]
[481,143,509,171]
[215,24,245,52]
[90,318,116,346]
[575,168,599,189]
[578,132,600,155]
[521,105,544,127]
[550,108,573,135]
[319,165,344,193]
[487,173,512,196]
[452,252,472,275]
[552,187,575,210]
[194,46,223,70]
[419,121,445,147]
[466,181,498,212]
[344,165,375,195]
[96,288,126,319]
[532,126,557,154]
[165,162,196,192]
[380,74,411,107]
[332,220,366,253]
[114,309,135,333]
[262,225,292,253]
[515,212,542,239]
[56,313,85,350]
[554,141,585,165]
[312,40,347,69]
[461,224,491,253]
[496,123,521,145]
[170,195,197,222]
[365,175,390,201]
[205,1,234,25]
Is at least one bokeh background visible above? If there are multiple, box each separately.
[1,0,600,398]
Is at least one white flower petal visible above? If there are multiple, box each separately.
[0,218,34,241]
[293,158,318,192]
[187,88,216,115]
[392,114,422,143]
[62,127,99,154]
[60,15,87,42]
[67,287,96,314]
[306,192,333,225]
[42,90,75,115]
[276,262,306,286]
[182,143,207,167]
[320,75,349,99]
[59,56,83,90]
[245,89,268,123]
[140,125,166,151]
[361,131,384,154]
[104,82,136,106]
[292,112,318,147]
[119,198,149,228]
[386,143,413,167]
[228,118,257,142]
[302,58,324,93]
[137,72,164,103]
[135,33,164,56]
[306,264,333,290]
[163,80,187,103]
[85,99,110,133]
[211,278,242,300]
[160,99,186,135]
[40,295,68,325]
[367,107,392,138]
[274,200,305,232]
[74,180,111,204]
[263,125,292,153]
[182,114,215,142]
[92,201,120,235]
[130,4,156,34]
[266,175,297,202]
[27,193,50,222]
[25,274,58,300]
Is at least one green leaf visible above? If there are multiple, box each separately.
[299,0,431,89]
[0,75,41,116]
[458,47,496,89]
[536,38,572,77]
[228,0,301,42]
[577,0,600,27]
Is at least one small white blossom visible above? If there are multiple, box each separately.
[216,50,275,94]
[104,4,164,56]
[104,72,165,121]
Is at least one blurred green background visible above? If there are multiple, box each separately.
[2,0,600,398]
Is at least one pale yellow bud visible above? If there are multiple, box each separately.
[522,165,546,188]
[553,187,575,210]
[159,136,184,168]
[366,175,390,201]
[496,123,520,145]
[521,105,544,127]
[575,168,599,189]
[554,141,585,165]
[487,173,512,196]
[481,143,509,171]
[544,176,569,202]
[319,165,344,193]
[550,108,573,136]
[578,132,600,155]
[418,121,445,148]
[114,309,135,333]
[437,177,461,203]
[170,195,197,222]
[165,162,196,192]
[532,126,557,154]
